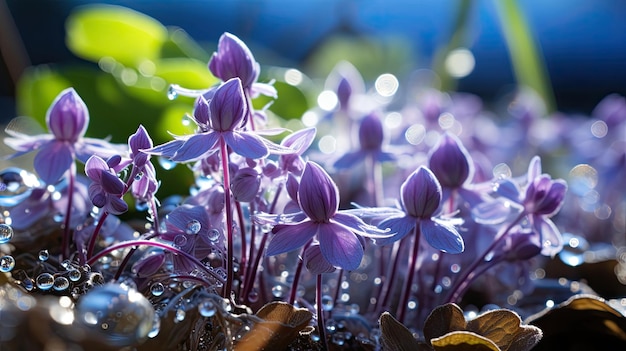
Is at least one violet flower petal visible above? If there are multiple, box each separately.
[421,218,464,254]
[33,141,73,184]
[266,221,317,256]
[223,131,269,159]
[298,162,338,222]
[172,132,220,162]
[318,222,363,271]
[375,215,416,246]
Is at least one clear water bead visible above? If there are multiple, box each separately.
[0,224,13,244]
[53,276,70,291]
[185,220,201,235]
[38,249,49,261]
[68,269,82,282]
[150,282,165,297]
[0,167,39,207]
[36,273,55,290]
[198,298,217,317]
[0,255,15,272]
[75,283,155,346]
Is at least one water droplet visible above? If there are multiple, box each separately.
[69,269,81,282]
[332,332,347,346]
[198,299,216,317]
[207,228,221,241]
[271,285,284,298]
[134,172,144,181]
[38,249,49,261]
[148,314,161,338]
[158,157,177,171]
[0,255,15,272]
[185,220,201,235]
[135,201,149,212]
[174,308,186,323]
[150,282,165,297]
[167,85,179,100]
[247,289,259,303]
[53,276,70,291]
[0,167,39,207]
[75,283,155,346]
[321,295,334,311]
[53,212,64,223]
[36,273,54,290]
[0,224,13,244]
[173,235,187,247]
[558,233,590,267]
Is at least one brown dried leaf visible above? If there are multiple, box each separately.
[234,301,313,351]
[379,311,425,351]
[423,303,467,343]
[431,330,500,351]
[467,309,541,351]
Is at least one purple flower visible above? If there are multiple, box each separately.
[259,161,389,271]
[209,32,260,91]
[127,126,159,203]
[85,155,128,215]
[428,132,472,189]
[376,166,464,253]
[278,127,317,176]
[231,166,261,202]
[4,88,123,184]
[147,78,267,160]
[333,112,396,169]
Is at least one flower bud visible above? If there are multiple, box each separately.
[428,132,472,188]
[209,32,260,89]
[401,166,442,218]
[358,112,384,151]
[47,87,88,142]
[231,167,261,202]
[209,78,247,132]
[524,175,567,216]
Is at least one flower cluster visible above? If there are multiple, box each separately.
[1,32,624,351]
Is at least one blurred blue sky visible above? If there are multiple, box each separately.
[2,0,626,117]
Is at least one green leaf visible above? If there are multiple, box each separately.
[16,66,72,121]
[66,4,167,67]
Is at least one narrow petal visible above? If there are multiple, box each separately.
[318,223,363,271]
[332,212,391,238]
[375,215,416,246]
[224,131,269,159]
[266,221,317,256]
[143,139,185,157]
[172,132,219,162]
[532,216,563,257]
[421,218,464,254]
[34,142,73,184]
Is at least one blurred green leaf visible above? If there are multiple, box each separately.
[254,81,309,120]
[16,66,72,121]
[66,4,167,67]
[495,0,555,113]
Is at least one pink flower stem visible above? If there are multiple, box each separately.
[288,240,312,305]
[397,224,422,324]
[445,211,527,304]
[61,162,76,259]
[219,136,235,298]
[316,274,329,351]
[86,240,226,284]
[377,238,402,314]
[86,211,109,261]
[235,200,247,296]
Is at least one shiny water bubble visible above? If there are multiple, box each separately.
[198,298,217,317]
[206,228,221,242]
[75,283,155,346]
[0,255,15,272]
[0,224,13,244]
[173,235,187,247]
[271,285,285,298]
[0,167,40,207]
[174,308,186,323]
[36,273,55,290]
[558,233,590,267]
[157,156,177,171]
[150,282,165,297]
[38,249,49,261]
[148,314,161,338]
[185,220,201,235]
[53,276,70,291]
[68,269,82,282]
[321,295,334,311]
